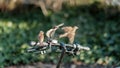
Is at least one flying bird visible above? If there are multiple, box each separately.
[46,23,64,39]
[59,26,78,44]
[38,31,44,46]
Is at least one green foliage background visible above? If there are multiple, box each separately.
[0,2,120,67]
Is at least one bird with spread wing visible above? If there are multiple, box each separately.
[46,23,64,39]
[59,26,78,44]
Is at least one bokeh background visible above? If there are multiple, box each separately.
[0,0,120,68]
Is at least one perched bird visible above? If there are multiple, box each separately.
[59,26,78,44]
[46,23,64,39]
[38,31,44,46]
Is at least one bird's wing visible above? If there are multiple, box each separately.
[62,26,73,32]
[56,23,64,28]
[46,29,55,38]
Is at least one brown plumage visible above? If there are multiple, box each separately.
[61,26,73,33]
[38,31,44,46]
[59,26,78,44]
[46,23,64,39]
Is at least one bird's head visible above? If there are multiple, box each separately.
[39,31,44,34]
[74,26,78,30]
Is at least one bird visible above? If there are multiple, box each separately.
[38,31,44,46]
[59,26,78,44]
[46,23,64,39]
